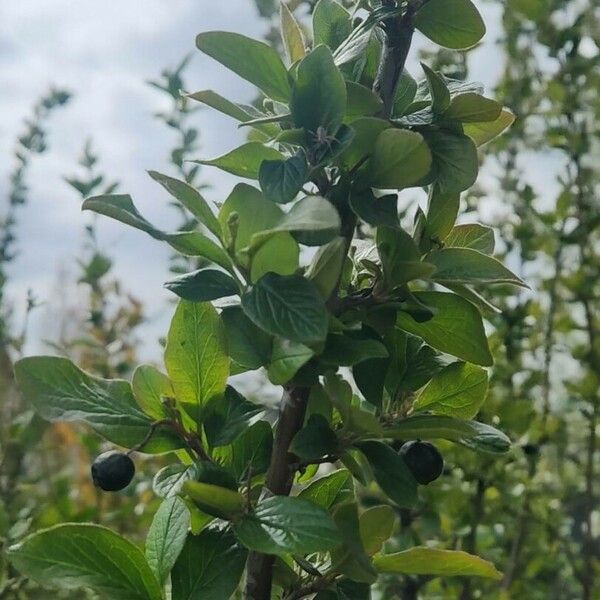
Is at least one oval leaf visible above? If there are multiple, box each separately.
[233,496,341,555]
[145,497,190,585]
[13,356,181,453]
[414,0,486,50]
[396,292,493,366]
[367,129,432,189]
[171,529,247,600]
[382,415,511,454]
[165,269,240,302]
[164,301,229,423]
[413,362,488,419]
[428,248,527,287]
[242,272,328,344]
[194,142,284,179]
[196,31,291,101]
[7,524,163,600]
[374,547,502,579]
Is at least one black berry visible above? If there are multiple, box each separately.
[399,440,444,485]
[91,451,135,492]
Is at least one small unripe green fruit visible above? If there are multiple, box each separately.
[91,451,135,492]
[399,440,444,485]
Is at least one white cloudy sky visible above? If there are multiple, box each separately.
[0,1,536,363]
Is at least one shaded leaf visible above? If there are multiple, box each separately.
[164,269,240,302]
[234,496,341,555]
[171,529,247,600]
[7,524,162,600]
[355,441,418,508]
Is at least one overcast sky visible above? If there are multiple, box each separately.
[0,1,538,363]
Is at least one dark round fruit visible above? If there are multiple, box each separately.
[91,451,135,492]
[399,440,444,485]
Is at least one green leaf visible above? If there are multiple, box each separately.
[349,190,399,228]
[353,357,388,408]
[194,142,284,179]
[337,117,389,171]
[424,184,459,243]
[218,183,299,277]
[331,502,378,584]
[132,364,173,421]
[171,529,247,600]
[213,421,273,481]
[395,340,446,394]
[267,337,315,385]
[427,248,527,286]
[306,237,347,299]
[250,233,300,282]
[186,89,279,136]
[414,0,486,50]
[259,153,308,204]
[233,496,341,555]
[241,272,328,344]
[359,505,395,556]
[157,231,234,271]
[321,334,388,366]
[424,130,478,193]
[421,63,450,114]
[442,282,502,315]
[13,356,180,453]
[82,194,232,268]
[145,497,190,585]
[413,362,488,419]
[164,301,229,423]
[291,45,347,137]
[445,93,502,123]
[393,71,418,117]
[355,441,418,508]
[346,81,383,120]
[183,481,245,519]
[82,194,160,237]
[164,269,240,302]
[298,469,353,509]
[280,3,306,63]
[374,547,502,579]
[148,171,221,237]
[196,31,291,101]
[464,109,515,146]
[313,0,352,51]
[153,463,201,499]
[377,226,436,287]
[291,415,339,460]
[367,129,432,189]
[396,292,493,366]
[444,224,495,254]
[383,415,511,454]
[221,306,273,371]
[251,195,341,249]
[7,524,162,600]
[204,385,263,447]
